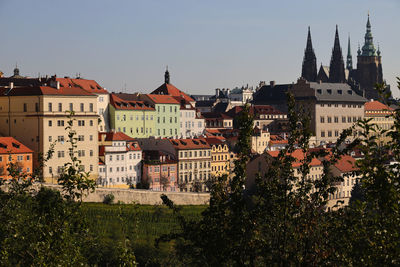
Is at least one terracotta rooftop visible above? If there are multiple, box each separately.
[205,137,225,145]
[365,100,394,112]
[110,94,155,111]
[169,138,211,150]
[0,85,95,96]
[145,94,180,104]
[152,83,194,103]
[334,155,358,172]
[268,149,322,168]
[0,137,33,154]
[99,132,135,142]
[56,78,108,94]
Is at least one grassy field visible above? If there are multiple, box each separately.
[82,203,206,265]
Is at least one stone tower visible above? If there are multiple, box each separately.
[356,15,383,100]
[328,25,346,83]
[301,27,317,82]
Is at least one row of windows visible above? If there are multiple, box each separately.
[211,165,228,172]
[0,155,30,162]
[320,103,362,108]
[118,127,152,135]
[181,121,203,128]
[108,153,141,161]
[179,150,211,158]
[49,135,94,143]
[47,103,94,112]
[56,150,94,158]
[320,116,362,123]
[158,128,178,136]
[117,114,153,121]
[148,166,176,172]
[100,176,140,184]
[50,164,93,174]
[48,119,94,127]
[157,116,178,124]
[212,155,229,161]
[180,111,195,118]
[180,161,211,169]
[180,172,210,182]
[105,165,139,173]
[157,106,178,113]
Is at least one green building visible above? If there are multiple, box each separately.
[142,94,180,138]
[109,94,156,138]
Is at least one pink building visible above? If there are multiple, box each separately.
[142,150,178,191]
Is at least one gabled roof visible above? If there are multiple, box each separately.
[145,94,180,104]
[0,85,95,96]
[109,94,154,110]
[56,78,108,94]
[0,137,33,154]
[152,83,194,102]
[169,138,211,150]
[99,132,135,142]
[205,137,225,145]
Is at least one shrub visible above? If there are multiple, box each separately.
[103,194,115,205]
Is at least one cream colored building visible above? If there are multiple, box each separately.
[291,78,367,145]
[364,100,394,144]
[206,137,230,177]
[56,78,110,132]
[0,82,99,183]
[252,127,270,154]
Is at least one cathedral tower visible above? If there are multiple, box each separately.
[356,14,384,100]
[346,35,353,71]
[301,27,317,82]
[328,25,346,83]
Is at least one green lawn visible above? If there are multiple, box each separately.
[82,203,206,265]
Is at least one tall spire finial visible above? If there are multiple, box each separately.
[346,34,353,70]
[361,13,376,56]
[301,26,317,82]
[164,66,170,84]
[329,25,346,83]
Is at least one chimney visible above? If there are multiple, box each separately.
[9,82,14,89]
[215,88,220,97]
[56,81,60,90]
[270,81,276,87]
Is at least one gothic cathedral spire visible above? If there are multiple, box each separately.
[346,35,353,70]
[328,25,346,83]
[301,26,317,82]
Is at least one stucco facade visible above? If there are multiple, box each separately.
[0,84,99,183]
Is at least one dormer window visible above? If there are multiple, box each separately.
[317,89,322,94]
[338,90,342,94]
[327,89,332,94]
[348,90,353,95]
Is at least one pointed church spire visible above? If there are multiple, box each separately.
[346,35,353,70]
[164,66,170,84]
[361,13,376,56]
[301,26,317,82]
[329,25,346,83]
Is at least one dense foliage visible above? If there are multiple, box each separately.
[159,81,400,266]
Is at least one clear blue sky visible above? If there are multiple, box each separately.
[0,0,399,97]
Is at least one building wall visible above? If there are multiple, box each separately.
[97,93,110,132]
[154,103,180,137]
[210,144,230,177]
[98,141,142,188]
[365,111,394,144]
[315,102,364,144]
[251,131,270,154]
[180,109,205,137]
[0,152,33,179]
[0,95,99,183]
[109,105,156,138]
[178,148,211,192]
[142,162,178,191]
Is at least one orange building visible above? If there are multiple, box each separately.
[0,137,33,179]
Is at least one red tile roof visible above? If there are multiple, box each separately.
[364,100,393,111]
[0,137,33,154]
[334,155,358,172]
[152,83,194,102]
[110,94,155,110]
[99,132,135,142]
[0,86,95,96]
[145,94,180,104]
[205,137,225,145]
[56,78,108,94]
[269,135,288,145]
[169,138,211,150]
[268,149,322,167]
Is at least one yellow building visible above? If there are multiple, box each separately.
[0,81,99,183]
[364,100,394,144]
[206,137,230,177]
